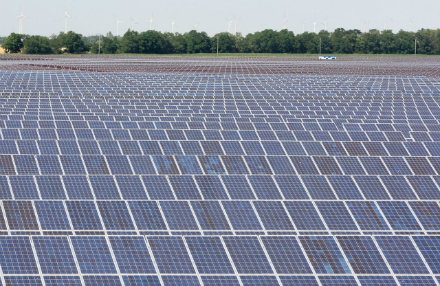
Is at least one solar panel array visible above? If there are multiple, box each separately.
[0,55,439,285]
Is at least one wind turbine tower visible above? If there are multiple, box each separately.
[364,21,369,33]
[149,14,154,30]
[172,19,175,33]
[61,7,74,33]
[115,17,123,36]
[14,10,28,34]
[409,21,413,32]
[233,15,239,35]
[283,15,287,30]
[131,17,138,31]
[227,19,233,33]
[313,21,317,33]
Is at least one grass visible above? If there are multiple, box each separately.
[1,52,437,57]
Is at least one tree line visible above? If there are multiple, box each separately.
[2,28,440,55]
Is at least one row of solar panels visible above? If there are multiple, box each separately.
[1,91,438,99]
[1,75,437,86]
[2,153,440,176]
[1,97,438,105]
[0,199,437,232]
[2,174,440,200]
[0,235,439,276]
[2,139,440,157]
[0,109,439,119]
[2,107,438,118]
[2,120,440,133]
[1,129,440,143]
[1,130,439,145]
[1,100,438,108]
[0,73,439,87]
[0,275,439,286]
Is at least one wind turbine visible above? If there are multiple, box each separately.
[383,22,387,30]
[233,15,239,35]
[149,14,154,30]
[61,7,73,33]
[171,18,175,33]
[313,21,317,33]
[115,17,123,36]
[283,15,287,30]
[188,22,200,30]
[324,19,328,31]
[364,21,369,33]
[409,21,413,32]
[14,9,28,34]
[226,19,233,33]
[130,17,138,31]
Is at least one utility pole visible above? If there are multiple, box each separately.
[98,35,101,55]
[414,38,417,55]
[319,38,322,55]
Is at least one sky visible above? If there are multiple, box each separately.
[1,0,439,37]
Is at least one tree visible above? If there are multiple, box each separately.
[23,36,52,54]
[395,30,415,54]
[119,30,140,53]
[381,30,397,54]
[318,30,332,53]
[167,33,187,54]
[138,30,170,54]
[296,32,319,53]
[90,33,119,54]
[2,33,24,53]
[355,29,381,54]
[331,28,360,54]
[234,33,250,53]
[184,30,211,53]
[211,32,236,53]
[62,31,88,53]
[277,29,296,53]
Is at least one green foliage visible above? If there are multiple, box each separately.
[331,28,360,54]
[296,32,319,53]
[2,33,25,53]
[2,27,440,55]
[211,33,236,53]
[119,30,140,53]
[23,36,52,54]
[91,33,119,54]
[61,31,88,53]
[166,33,186,54]
[185,30,211,53]
[138,30,171,54]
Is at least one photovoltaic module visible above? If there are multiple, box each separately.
[0,55,439,285]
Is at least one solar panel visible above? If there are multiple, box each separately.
[0,55,439,284]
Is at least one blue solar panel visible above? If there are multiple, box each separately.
[71,236,117,274]
[1,56,439,284]
[223,237,273,274]
[33,236,77,274]
[299,236,351,274]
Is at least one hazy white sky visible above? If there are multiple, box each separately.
[1,0,439,37]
